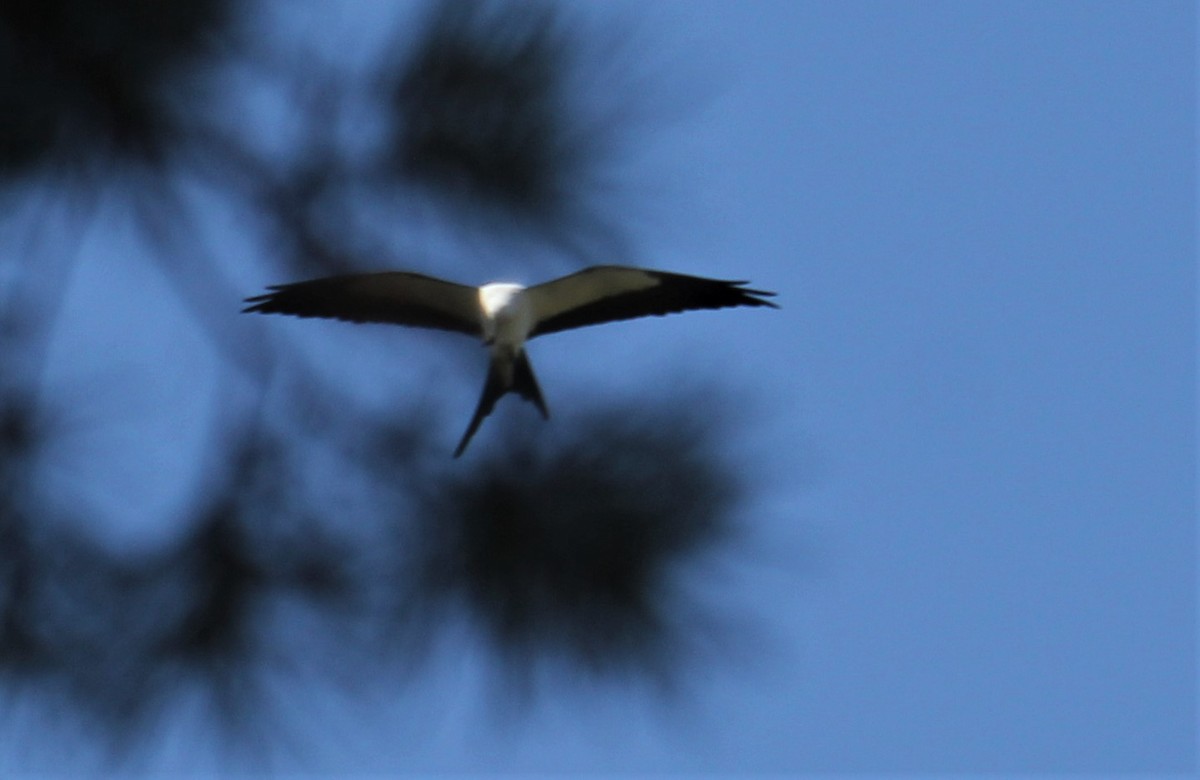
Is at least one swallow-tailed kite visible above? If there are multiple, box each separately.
[244,265,778,456]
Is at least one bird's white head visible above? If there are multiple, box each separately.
[478,282,532,347]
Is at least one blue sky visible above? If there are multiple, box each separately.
[478,2,1195,773]
[6,0,1195,775]
[688,2,1195,773]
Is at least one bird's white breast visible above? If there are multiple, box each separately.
[478,282,534,348]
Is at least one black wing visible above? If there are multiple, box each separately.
[526,265,778,338]
[243,272,481,337]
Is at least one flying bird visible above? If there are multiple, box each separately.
[244,265,778,456]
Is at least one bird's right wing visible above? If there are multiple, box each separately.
[243,272,481,337]
[526,265,778,338]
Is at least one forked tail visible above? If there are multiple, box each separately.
[511,350,549,421]
[453,350,550,458]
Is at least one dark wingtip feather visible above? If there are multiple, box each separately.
[650,271,780,310]
[747,294,781,309]
[241,296,270,314]
[242,287,288,313]
[727,281,780,309]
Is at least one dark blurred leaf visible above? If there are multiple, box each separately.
[390,0,567,207]
[0,522,173,743]
[392,398,741,693]
[0,0,235,176]
[382,0,633,259]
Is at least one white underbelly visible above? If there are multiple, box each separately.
[479,283,534,349]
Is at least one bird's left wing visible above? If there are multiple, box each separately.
[243,272,481,337]
[526,265,778,338]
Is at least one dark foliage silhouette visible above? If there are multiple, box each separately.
[380,0,634,259]
[0,0,234,176]
[392,402,740,694]
[0,0,763,770]
[389,0,570,211]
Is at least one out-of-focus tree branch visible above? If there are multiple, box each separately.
[0,0,768,769]
[354,395,742,701]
